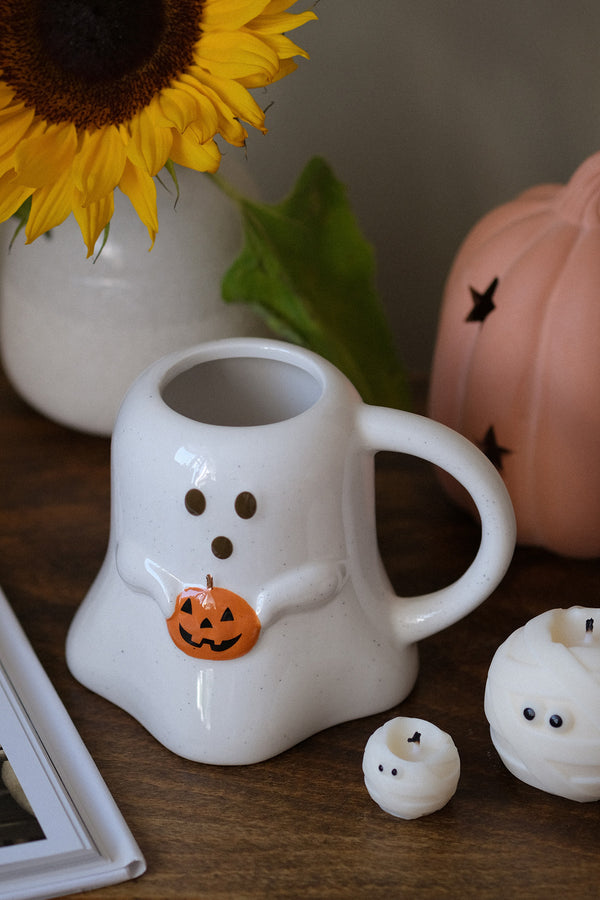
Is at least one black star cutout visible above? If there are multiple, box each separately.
[479,426,512,471]
[466,277,499,323]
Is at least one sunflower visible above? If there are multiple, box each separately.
[0,0,316,256]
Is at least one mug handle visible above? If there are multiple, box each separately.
[357,405,516,644]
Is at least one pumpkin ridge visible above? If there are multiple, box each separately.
[430,207,557,440]
[452,215,563,441]
[429,152,600,556]
[517,222,583,546]
[450,218,577,541]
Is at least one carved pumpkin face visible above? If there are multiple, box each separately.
[167,580,261,660]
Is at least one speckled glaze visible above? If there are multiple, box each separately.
[67,338,516,764]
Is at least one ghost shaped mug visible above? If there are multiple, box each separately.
[67,338,516,764]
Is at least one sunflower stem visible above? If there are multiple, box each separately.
[206,172,245,206]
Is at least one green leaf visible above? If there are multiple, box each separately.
[219,157,410,409]
[10,197,54,249]
[9,197,31,249]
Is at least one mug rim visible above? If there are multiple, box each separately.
[151,338,338,429]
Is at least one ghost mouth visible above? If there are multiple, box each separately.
[178,625,241,653]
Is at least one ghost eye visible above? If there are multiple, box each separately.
[523,707,536,721]
[378,764,383,772]
[391,769,398,776]
[549,714,563,728]
[235,491,257,519]
[185,489,206,516]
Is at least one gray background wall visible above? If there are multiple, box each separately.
[242,1,600,375]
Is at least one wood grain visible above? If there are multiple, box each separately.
[1,369,599,899]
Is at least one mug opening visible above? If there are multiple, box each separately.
[161,356,323,426]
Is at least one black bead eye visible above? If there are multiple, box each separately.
[235,491,257,519]
[391,769,398,776]
[185,488,206,516]
[523,707,536,721]
[378,764,383,772]
[549,714,563,728]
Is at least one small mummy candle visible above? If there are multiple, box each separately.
[484,606,600,802]
[362,717,460,819]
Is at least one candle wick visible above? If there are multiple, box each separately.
[586,618,594,634]
[407,731,421,744]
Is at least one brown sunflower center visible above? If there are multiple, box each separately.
[0,0,203,129]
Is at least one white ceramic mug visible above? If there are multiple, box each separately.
[67,338,516,764]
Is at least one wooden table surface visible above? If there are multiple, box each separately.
[1,367,599,900]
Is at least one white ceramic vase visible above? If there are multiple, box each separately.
[0,156,265,436]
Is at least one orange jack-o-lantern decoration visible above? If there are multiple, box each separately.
[429,151,600,558]
[166,576,261,660]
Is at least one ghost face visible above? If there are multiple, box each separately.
[484,607,600,802]
[486,683,600,801]
[362,717,460,819]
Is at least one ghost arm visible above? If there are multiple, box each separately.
[255,559,347,630]
[115,540,183,617]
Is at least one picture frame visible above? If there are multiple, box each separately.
[0,586,145,900]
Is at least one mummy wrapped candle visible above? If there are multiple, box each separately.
[362,717,460,819]
[484,606,600,802]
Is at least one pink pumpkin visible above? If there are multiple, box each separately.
[428,151,600,558]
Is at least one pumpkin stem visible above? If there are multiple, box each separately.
[557,151,600,227]
[206,574,214,590]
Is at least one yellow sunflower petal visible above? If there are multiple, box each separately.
[201,0,270,30]
[196,31,280,82]
[177,85,246,146]
[159,87,199,134]
[0,171,34,223]
[185,66,266,131]
[73,126,128,205]
[237,57,298,89]
[25,168,75,242]
[127,103,173,176]
[237,33,308,87]
[0,102,36,158]
[72,189,114,257]
[167,80,220,141]
[261,0,306,13]
[169,131,221,174]
[249,10,318,34]
[118,159,158,249]
[14,121,78,188]
[187,90,248,146]
[255,32,310,61]
[0,82,18,110]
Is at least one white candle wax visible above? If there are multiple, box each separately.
[484,606,600,802]
[362,716,460,819]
